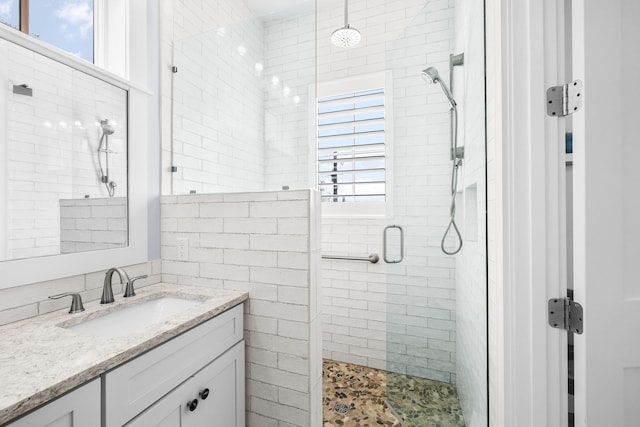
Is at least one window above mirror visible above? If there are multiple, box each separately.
[1,0,94,63]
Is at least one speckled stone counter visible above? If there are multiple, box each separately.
[0,283,248,425]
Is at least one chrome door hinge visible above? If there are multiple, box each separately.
[546,79,582,117]
[548,298,583,334]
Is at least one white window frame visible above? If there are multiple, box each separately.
[316,71,394,218]
[94,0,129,78]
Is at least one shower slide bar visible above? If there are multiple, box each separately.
[322,253,380,263]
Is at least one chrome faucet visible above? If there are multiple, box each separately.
[48,292,85,313]
[101,267,130,304]
[101,268,148,303]
[124,274,148,298]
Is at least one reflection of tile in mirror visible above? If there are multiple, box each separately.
[59,198,128,255]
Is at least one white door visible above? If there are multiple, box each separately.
[571,0,640,425]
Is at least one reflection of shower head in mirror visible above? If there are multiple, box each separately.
[100,119,115,135]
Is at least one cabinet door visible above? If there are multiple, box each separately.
[7,379,100,427]
[187,340,245,427]
[125,340,245,427]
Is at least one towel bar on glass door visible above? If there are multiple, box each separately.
[383,225,404,263]
[322,253,380,264]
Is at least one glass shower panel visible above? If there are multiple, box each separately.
[384,0,487,425]
[171,2,315,195]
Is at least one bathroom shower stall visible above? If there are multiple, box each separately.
[167,0,486,424]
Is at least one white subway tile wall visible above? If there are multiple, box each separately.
[160,190,322,427]
[0,261,162,327]
[2,38,127,260]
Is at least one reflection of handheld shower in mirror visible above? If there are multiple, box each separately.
[101,119,115,135]
[98,119,117,197]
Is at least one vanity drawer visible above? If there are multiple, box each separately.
[103,304,243,427]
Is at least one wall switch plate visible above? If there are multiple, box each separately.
[177,238,189,261]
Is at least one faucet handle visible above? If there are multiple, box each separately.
[48,293,85,314]
[123,275,148,298]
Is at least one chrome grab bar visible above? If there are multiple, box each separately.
[322,253,380,264]
[383,225,404,263]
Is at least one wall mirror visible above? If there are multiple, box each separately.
[0,19,151,291]
[0,38,128,263]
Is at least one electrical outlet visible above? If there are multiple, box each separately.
[177,238,189,261]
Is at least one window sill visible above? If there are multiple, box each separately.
[0,24,150,94]
[321,202,386,218]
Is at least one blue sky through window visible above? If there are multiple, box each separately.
[0,0,93,62]
[0,0,18,29]
[31,0,94,62]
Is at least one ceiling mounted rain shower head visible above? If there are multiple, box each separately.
[331,0,361,48]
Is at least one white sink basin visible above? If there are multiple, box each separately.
[67,297,202,338]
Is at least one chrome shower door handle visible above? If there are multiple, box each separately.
[383,225,404,264]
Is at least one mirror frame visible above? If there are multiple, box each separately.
[0,18,150,289]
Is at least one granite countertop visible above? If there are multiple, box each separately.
[0,283,248,425]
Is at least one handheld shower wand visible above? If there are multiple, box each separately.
[98,119,117,197]
[422,65,463,255]
[422,67,456,109]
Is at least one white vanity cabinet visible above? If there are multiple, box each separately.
[0,287,248,427]
[6,379,100,427]
[103,304,244,427]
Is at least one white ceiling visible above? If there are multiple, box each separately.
[244,0,311,17]
[244,0,343,19]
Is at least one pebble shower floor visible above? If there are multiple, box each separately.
[322,360,465,426]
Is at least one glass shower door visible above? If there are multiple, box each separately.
[384,0,487,425]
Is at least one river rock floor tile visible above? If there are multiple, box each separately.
[323,360,465,427]
[387,371,465,427]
